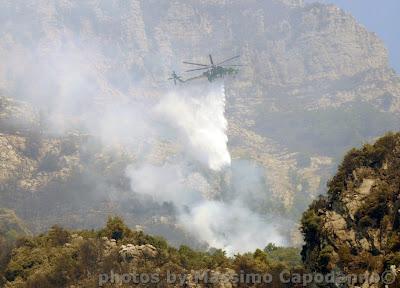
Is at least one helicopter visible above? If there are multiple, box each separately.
[168,71,185,85]
[183,54,243,82]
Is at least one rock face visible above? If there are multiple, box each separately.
[301,132,400,287]
[0,96,135,231]
[1,0,398,111]
[0,0,399,244]
[119,243,158,262]
[0,0,397,202]
[0,96,199,246]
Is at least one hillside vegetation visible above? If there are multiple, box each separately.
[301,132,400,287]
[0,217,301,287]
[1,133,400,287]
[1,0,400,222]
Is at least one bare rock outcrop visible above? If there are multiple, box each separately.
[301,132,400,287]
[119,243,158,262]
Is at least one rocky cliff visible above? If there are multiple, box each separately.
[0,95,201,247]
[301,132,400,287]
[0,0,399,244]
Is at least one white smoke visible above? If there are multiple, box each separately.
[126,163,207,206]
[180,200,286,255]
[156,84,231,171]
[1,33,286,254]
[126,84,286,254]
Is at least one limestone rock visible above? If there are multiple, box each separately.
[119,243,158,262]
[301,133,400,284]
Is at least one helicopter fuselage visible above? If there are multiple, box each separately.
[202,66,238,82]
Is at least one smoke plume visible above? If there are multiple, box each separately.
[156,84,231,171]
[126,83,286,253]
[1,34,286,254]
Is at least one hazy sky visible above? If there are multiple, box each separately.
[307,0,400,72]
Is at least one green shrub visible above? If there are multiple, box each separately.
[301,210,322,244]
[47,225,71,246]
[264,245,302,269]
[317,245,334,272]
[328,132,398,200]
[98,216,132,241]
[355,183,392,228]
[178,245,210,270]
[233,253,268,275]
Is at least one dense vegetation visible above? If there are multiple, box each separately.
[0,216,302,287]
[301,132,400,287]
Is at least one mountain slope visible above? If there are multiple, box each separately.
[301,132,400,287]
[0,0,399,246]
[0,0,398,203]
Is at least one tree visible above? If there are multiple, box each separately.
[99,216,132,241]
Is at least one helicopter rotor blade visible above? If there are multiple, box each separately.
[182,61,209,67]
[220,64,245,67]
[185,74,205,82]
[217,55,240,65]
[185,67,210,72]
